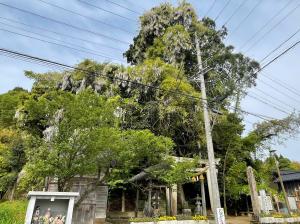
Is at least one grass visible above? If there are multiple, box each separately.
[0,200,27,224]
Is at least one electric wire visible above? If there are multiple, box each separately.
[249,92,293,114]
[239,0,293,50]
[35,0,134,35]
[0,28,125,63]
[0,21,123,61]
[229,0,262,36]
[244,1,300,53]
[203,0,217,17]
[260,27,300,64]
[0,2,131,45]
[0,47,277,122]
[77,0,136,22]
[247,94,289,115]
[253,87,298,111]
[223,0,248,26]
[214,0,232,21]
[0,16,124,52]
[260,72,300,98]
[104,0,141,15]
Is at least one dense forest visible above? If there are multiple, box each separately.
[1,2,300,214]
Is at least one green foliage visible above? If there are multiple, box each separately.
[0,200,27,224]
[0,129,26,197]
[19,90,174,191]
[0,88,28,128]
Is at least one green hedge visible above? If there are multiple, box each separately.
[0,200,27,224]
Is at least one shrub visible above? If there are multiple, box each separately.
[158,216,176,221]
[192,215,208,221]
[129,217,158,222]
[0,200,27,224]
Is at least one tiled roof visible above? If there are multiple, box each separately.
[274,170,300,183]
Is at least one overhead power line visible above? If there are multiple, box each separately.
[244,1,300,53]
[0,2,130,45]
[240,0,293,50]
[204,0,217,17]
[254,87,298,111]
[0,21,123,61]
[104,0,141,15]
[0,28,124,63]
[260,26,300,64]
[223,0,248,26]
[0,16,124,52]
[247,93,289,115]
[0,47,278,123]
[230,0,262,36]
[35,0,134,35]
[239,0,293,50]
[260,72,300,98]
[214,0,232,21]
[77,0,136,22]
[260,39,300,71]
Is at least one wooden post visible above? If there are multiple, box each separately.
[166,187,171,215]
[246,166,260,219]
[135,189,139,217]
[121,190,125,212]
[171,184,177,216]
[200,174,207,216]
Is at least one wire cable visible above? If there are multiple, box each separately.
[203,0,217,17]
[0,47,279,122]
[0,2,130,45]
[247,93,290,115]
[254,87,298,111]
[0,28,125,63]
[104,0,140,15]
[223,0,248,26]
[239,0,293,50]
[260,72,300,98]
[244,1,300,53]
[0,16,124,52]
[214,0,232,21]
[0,21,123,60]
[260,27,300,64]
[229,0,262,36]
[35,0,134,35]
[77,0,136,22]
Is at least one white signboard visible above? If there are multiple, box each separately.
[288,197,297,210]
[216,208,226,224]
[259,190,273,212]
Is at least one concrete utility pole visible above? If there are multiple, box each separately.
[195,34,222,219]
[270,150,292,215]
[274,157,292,215]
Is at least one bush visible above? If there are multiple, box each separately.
[0,200,27,224]
[192,215,208,221]
[129,217,158,222]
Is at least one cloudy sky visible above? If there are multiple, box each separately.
[0,0,300,160]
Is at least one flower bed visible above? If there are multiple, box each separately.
[129,216,209,224]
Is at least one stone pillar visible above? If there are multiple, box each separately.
[171,184,177,216]
[247,166,260,218]
[200,174,207,216]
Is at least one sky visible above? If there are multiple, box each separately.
[0,0,300,161]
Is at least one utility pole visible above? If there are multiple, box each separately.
[273,155,292,215]
[195,34,222,221]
